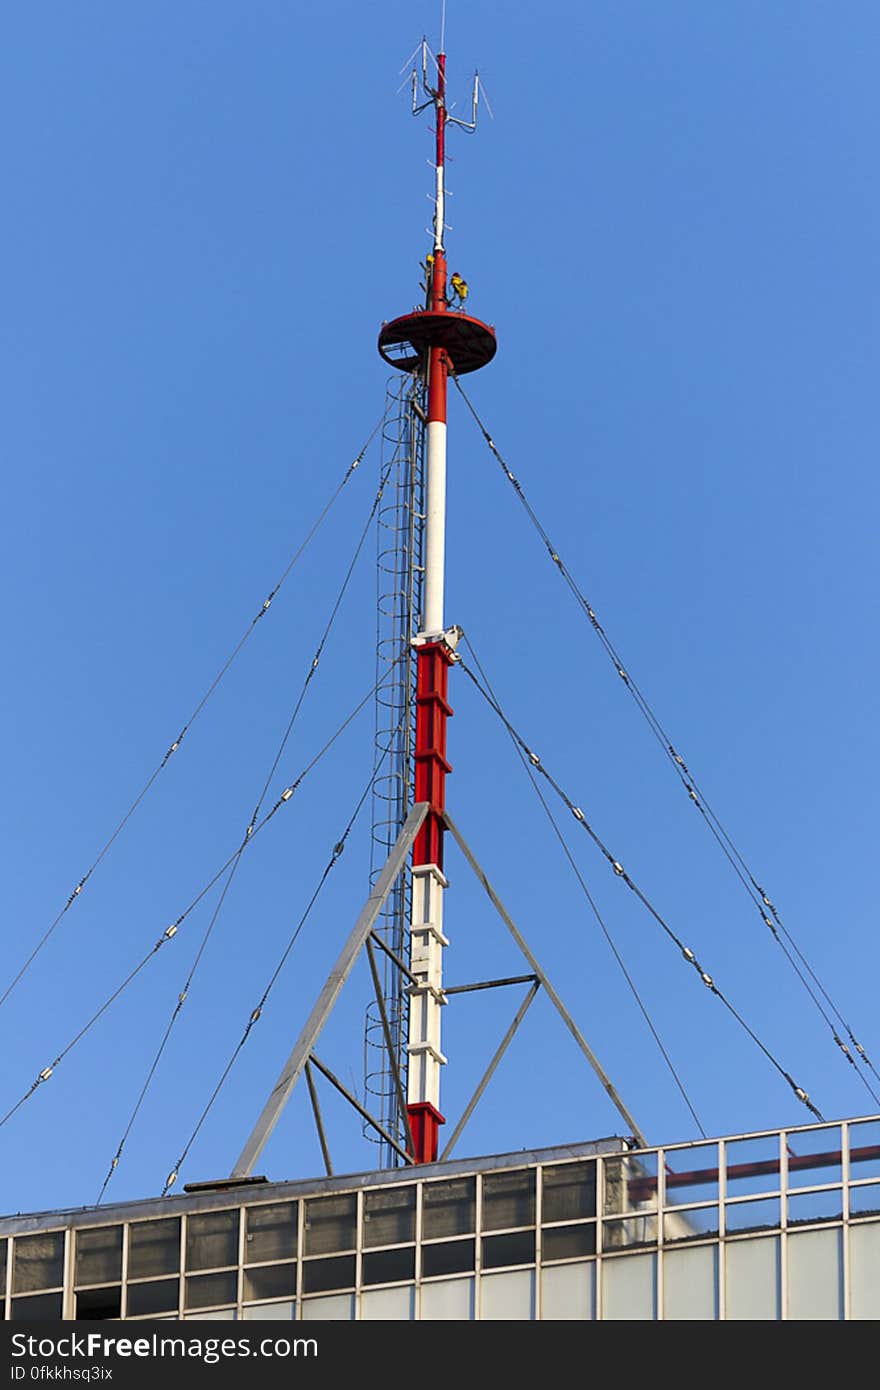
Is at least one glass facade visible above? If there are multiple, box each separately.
[1,1116,878,1320]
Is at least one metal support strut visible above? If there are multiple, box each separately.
[232,803,428,1178]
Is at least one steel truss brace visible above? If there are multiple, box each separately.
[441,979,541,1160]
[365,938,417,1160]
[308,1054,412,1165]
[232,802,429,1177]
[303,1047,412,1174]
[441,809,648,1149]
[304,1060,333,1176]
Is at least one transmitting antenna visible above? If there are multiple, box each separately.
[4,11,854,1204]
[377,32,495,1164]
[232,27,644,1181]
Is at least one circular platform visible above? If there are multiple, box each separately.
[378,310,497,376]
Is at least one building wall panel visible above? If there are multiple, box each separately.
[725,1236,779,1320]
[602,1252,656,1320]
[663,1244,717,1320]
[541,1261,595,1320]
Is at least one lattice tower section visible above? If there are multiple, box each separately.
[363,372,426,1165]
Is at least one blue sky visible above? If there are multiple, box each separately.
[1,1,878,1215]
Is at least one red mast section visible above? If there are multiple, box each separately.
[378,40,495,1163]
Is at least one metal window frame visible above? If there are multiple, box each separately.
[4,1113,880,1322]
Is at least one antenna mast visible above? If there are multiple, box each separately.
[233,21,647,1183]
[378,29,496,1163]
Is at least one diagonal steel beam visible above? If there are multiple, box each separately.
[440,980,541,1160]
[309,1053,412,1165]
[441,809,648,1149]
[232,802,429,1177]
[305,1060,333,1177]
[365,937,416,1160]
[368,930,420,988]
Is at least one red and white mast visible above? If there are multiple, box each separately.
[423,50,449,639]
[406,48,451,1167]
[379,37,495,1163]
[233,29,647,1184]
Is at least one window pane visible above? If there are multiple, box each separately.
[786,1125,841,1190]
[849,1183,880,1218]
[481,1231,535,1269]
[76,1227,123,1287]
[787,1189,842,1227]
[542,1163,596,1222]
[301,1255,356,1295]
[128,1220,181,1279]
[361,1247,415,1286]
[725,1197,780,1235]
[604,1158,627,1217]
[185,1272,238,1310]
[11,1293,63,1320]
[481,1171,535,1231]
[363,1187,415,1247]
[304,1195,357,1256]
[245,1203,297,1265]
[185,1211,239,1271]
[542,1224,596,1262]
[13,1233,64,1293]
[243,1264,297,1303]
[602,1216,657,1250]
[0,1240,6,1300]
[662,1145,720,1207]
[75,1287,122,1320]
[725,1136,780,1198]
[849,1120,880,1182]
[422,1178,475,1239]
[624,1153,659,1210]
[663,1207,719,1244]
[126,1278,179,1317]
[604,1156,658,1216]
[422,1239,476,1279]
